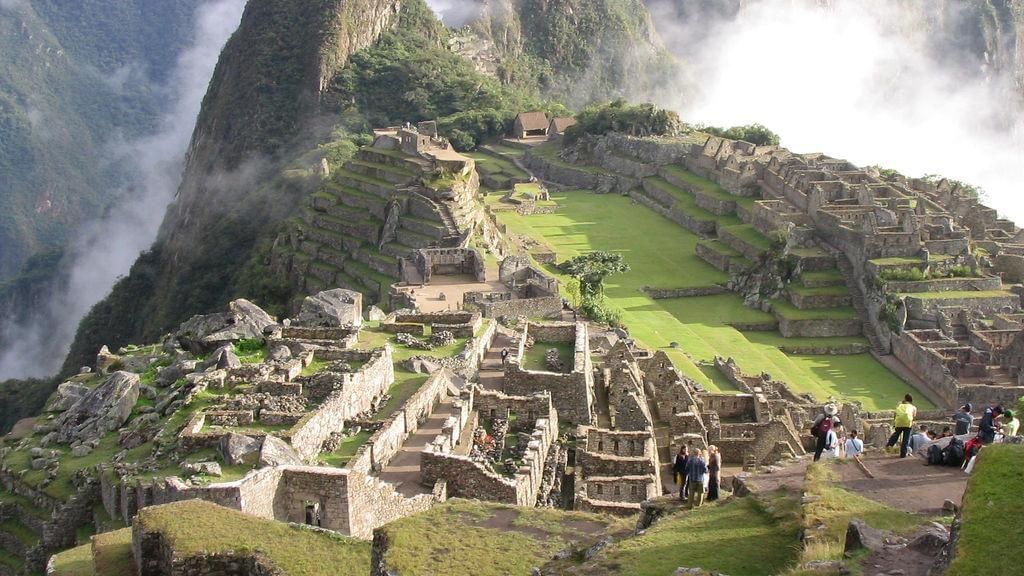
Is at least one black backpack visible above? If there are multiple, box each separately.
[927,444,944,466]
[943,437,966,467]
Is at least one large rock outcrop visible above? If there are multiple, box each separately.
[174,299,276,354]
[55,371,140,444]
[296,289,363,328]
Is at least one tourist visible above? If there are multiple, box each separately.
[811,403,841,461]
[886,394,917,458]
[707,445,721,501]
[909,424,931,453]
[844,430,864,460]
[978,405,1004,444]
[1000,409,1019,439]
[500,348,509,366]
[953,403,973,436]
[672,445,689,500]
[684,447,708,509]
[939,426,953,439]
[822,424,840,459]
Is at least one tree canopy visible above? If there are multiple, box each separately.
[564,99,681,144]
[558,251,631,299]
[699,123,781,146]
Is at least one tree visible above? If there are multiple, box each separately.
[558,251,630,300]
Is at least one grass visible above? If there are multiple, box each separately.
[522,341,575,373]
[50,543,95,576]
[947,444,1024,576]
[788,285,850,297]
[900,290,1015,300]
[581,494,801,576]
[662,165,757,210]
[772,300,859,320]
[0,519,40,545]
[135,500,370,575]
[799,462,925,564]
[379,499,631,576]
[320,430,371,468]
[800,270,845,286]
[721,223,773,252]
[488,188,919,409]
[0,550,24,570]
[92,528,134,576]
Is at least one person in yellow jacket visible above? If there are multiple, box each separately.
[886,394,917,458]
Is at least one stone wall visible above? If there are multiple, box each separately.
[884,276,1003,294]
[891,332,960,407]
[641,286,729,299]
[702,393,756,420]
[473,295,562,320]
[348,370,456,474]
[777,316,863,338]
[503,322,594,424]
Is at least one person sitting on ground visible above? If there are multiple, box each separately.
[672,445,689,500]
[684,447,708,509]
[978,405,1004,444]
[811,403,841,461]
[939,426,953,439]
[844,430,864,460]
[1000,409,1019,440]
[953,403,973,436]
[887,394,917,458]
[909,424,931,453]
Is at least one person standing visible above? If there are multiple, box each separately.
[822,424,840,459]
[811,403,841,461]
[706,445,721,501]
[953,403,973,436]
[844,430,864,460]
[1000,409,1019,439]
[886,394,917,458]
[672,445,689,500]
[978,405,1004,444]
[684,447,708,509]
[500,348,509,367]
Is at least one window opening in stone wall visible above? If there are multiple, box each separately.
[597,441,604,451]
[631,485,638,495]
[613,440,620,452]
[614,486,621,496]
[596,485,603,495]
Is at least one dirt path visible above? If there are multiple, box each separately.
[477,329,516,392]
[744,457,812,495]
[377,399,460,497]
[836,453,967,516]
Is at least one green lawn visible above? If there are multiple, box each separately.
[490,188,923,409]
[902,290,1015,300]
[50,543,94,576]
[522,341,575,373]
[379,499,632,576]
[947,444,1024,576]
[584,494,801,576]
[320,430,372,468]
[135,500,370,576]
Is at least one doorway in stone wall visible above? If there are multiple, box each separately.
[304,502,321,527]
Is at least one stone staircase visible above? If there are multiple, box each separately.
[838,256,889,355]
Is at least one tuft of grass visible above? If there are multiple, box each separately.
[136,500,370,575]
[947,444,1024,576]
[522,341,575,373]
[319,430,371,468]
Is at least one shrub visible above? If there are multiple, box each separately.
[564,99,680,145]
[699,123,781,146]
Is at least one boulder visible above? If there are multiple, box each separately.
[71,445,92,457]
[844,518,886,556]
[367,305,386,322]
[907,522,949,554]
[119,413,162,449]
[174,299,275,354]
[96,345,121,373]
[220,433,262,466]
[55,371,140,444]
[296,289,362,328]
[259,435,302,467]
[46,382,90,412]
[268,344,292,362]
[182,461,223,477]
[155,358,198,387]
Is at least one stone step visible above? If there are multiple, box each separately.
[346,158,418,186]
[787,285,853,310]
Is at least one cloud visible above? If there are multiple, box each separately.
[425,0,481,27]
[0,0,246,380]
[649,0,1024,222]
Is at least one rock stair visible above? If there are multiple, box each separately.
[414,192,460,239]
[837,257,889,355]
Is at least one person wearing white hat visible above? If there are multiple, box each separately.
[811,402,841,461]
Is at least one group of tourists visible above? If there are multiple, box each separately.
[810,402,865,461]
[672,443,721,508]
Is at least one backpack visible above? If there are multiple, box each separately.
[811,416,833,438]
[943,437,966,467]
[927,444,944,466]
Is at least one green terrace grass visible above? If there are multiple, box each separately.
[580,494,801,576]
[0,550,24,571]
[698,238,743,258]
[522,341,575,373]
[319,430,371,468]
[530,141,611,175]
[772,299,858,320]
[721,223,773,252]
[901,290,1016,300]
[0,519,40,545]
[136,500,370,576]
[869,256,926,267]
[788,284,850,297]
[379,499,632,576]
[661,165,758,210]
[489,188,918,409]
[92,528,134,576]
[50,543,94,576]
[947,444,1024,576]
[800,270,845,286]
[799,462,926,564]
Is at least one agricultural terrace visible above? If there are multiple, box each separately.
[487,189,930,410]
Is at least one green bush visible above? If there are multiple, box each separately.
[563,99,680,145]
[699,123,781,146]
